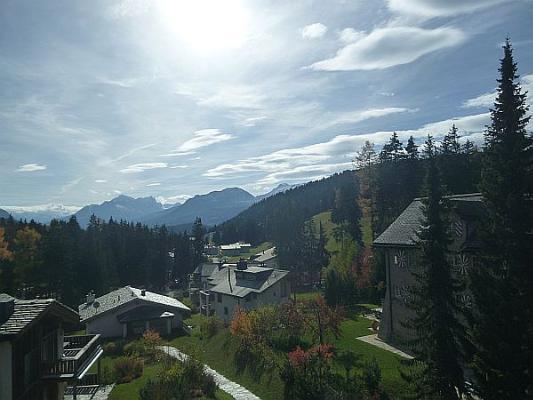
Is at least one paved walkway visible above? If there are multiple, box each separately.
[159,345,261,400]
[357,334,414,359]
[64,384,114,400]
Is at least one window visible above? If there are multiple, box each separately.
[252,292,257,300]
[224,307,228,315]
[245,294,251,302]
[217,293,222,303]
[273,291,276,297]
[394,250,408,268]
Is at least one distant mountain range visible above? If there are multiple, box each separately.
[69,183,296,228]
[0,208,10,219]
[0,204,80,223]
[74,195,164,227]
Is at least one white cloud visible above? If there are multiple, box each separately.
[463,73,533,108]
[120,163,168,173]
[146,182,161,187]
[309,26,465,71]
[339,28,365,43]
[387,0,506,17]
[301,23,328,39]
[95,179,107,183]
[177,83,266,109]
[327,107,414,127]
[177,129,235,152]
[242,116,268,127]
[16,163,47,172]
[205,111,490,185]
[159,151,196,157]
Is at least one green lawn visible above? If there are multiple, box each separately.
[167,309,409,400]
[167,314,285,400]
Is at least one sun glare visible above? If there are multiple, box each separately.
[157,0,250,54]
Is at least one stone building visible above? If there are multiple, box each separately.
[373,193,484,348]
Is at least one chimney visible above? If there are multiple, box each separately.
[237,258,247,270]
[86,291,95,304]
[141,289,146,296]
[0,294,15,324]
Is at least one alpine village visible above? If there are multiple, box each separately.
[1,7,533,400]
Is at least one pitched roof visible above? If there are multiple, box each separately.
[209,265,289,298]
[78,286,190,322]
[373,193,484,247]
[193,263,220,278]
[0,296,78,338]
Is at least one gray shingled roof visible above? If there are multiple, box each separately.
[193,263,219,278]
[1,296,78,338]
[78,286,190,322]
[373,193,484,247]
[209,266,289,298]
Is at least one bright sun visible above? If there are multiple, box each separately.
[157,0,250,53]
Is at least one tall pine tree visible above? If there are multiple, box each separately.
[469,39,533,400]
[402,135,467,399]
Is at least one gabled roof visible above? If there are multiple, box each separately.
[193,263,219,278]
[209,265,289,298]
[373,193,484,248]
[1,295,78,339]
[78,286,190,322]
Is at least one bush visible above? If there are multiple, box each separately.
[201,373,217,398]
[124,340,146,357]
[200,316,222,339]
[114,356,144,383]
[103,340,124,356]
[363,357,381,396]
[100,364,115,385]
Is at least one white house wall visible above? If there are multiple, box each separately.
[85,300,185,338]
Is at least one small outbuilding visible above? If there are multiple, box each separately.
[79,286,190,338]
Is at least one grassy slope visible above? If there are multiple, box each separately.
[311,211,373,251]
[167,314,285,400]
[168,310,408,400]
[96,350,233,400]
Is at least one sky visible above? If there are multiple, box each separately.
[1,0,532,210]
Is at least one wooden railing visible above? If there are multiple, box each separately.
[43,334,102,379]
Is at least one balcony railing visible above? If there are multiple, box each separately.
[42,334,102,379]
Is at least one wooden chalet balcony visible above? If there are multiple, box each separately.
[42,334,103,380]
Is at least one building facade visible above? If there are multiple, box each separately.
[79,286,190,338]
[373,194,484,348]
[0,293,103,400]
[197,260,291,323]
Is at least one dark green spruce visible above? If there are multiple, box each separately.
[402,136,467,400]
[469,39,533,400]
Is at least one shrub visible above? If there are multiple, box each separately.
[100,364,115,385]
[363,357,381,396]
[114,356,144,383]
[142,329,163,361]
[102,340,124,356]
[124,339,146,357]
[201,373,217,398]
[200,316,222,339]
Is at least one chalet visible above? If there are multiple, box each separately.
[79,286,191,338]
[219,242,251,256]
[373,193,484,348]
[0,293,103,400]
[198,260,291,323]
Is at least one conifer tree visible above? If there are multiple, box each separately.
[441,124,461,155]
[469,39,533,400]
[379,132,404,161]
[405,136,419,159]
[402,135,466,400]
